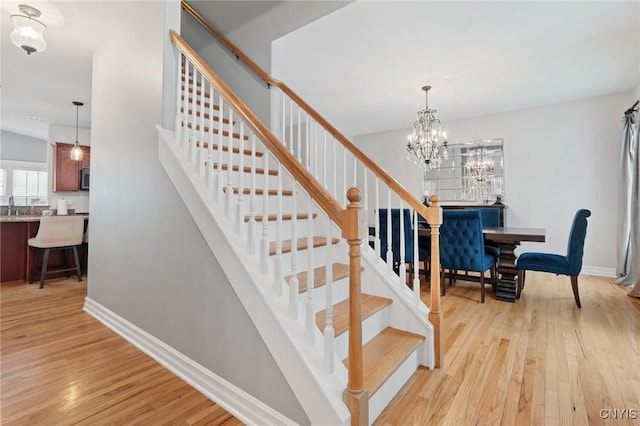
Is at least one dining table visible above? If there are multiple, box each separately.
[416,224,546,303]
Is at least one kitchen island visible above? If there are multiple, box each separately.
[1,215,89,283]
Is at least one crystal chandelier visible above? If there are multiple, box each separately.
[406,86,448,170]
[465,147,495,183]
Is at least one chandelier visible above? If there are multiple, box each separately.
[10,5,47,55]
[465,147,495,183]
[406,86,448,170]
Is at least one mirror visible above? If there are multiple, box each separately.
[423,138,504,203]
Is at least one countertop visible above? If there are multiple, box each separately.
[0,214,89,223]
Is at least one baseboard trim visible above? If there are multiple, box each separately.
[83,297,295,426]
[582,266,615,277]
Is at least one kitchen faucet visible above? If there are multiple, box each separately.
[8,196,15,215]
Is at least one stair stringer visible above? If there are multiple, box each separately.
[158,126,351,425]
[360,245,435,370]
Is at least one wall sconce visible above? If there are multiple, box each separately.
[10,4,47,55]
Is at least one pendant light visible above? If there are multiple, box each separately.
[70,101,84,161]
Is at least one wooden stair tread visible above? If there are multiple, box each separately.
[181,108,233,125]
[285,263,352,293]
[269,237,339,256]
[180,96,218,110]
[316,293,392,336]
[196,143,263,157]
[246,213,317,223]
[206,163,278,176]
[224,187,293,196]
[343,327,424,397]
[184,123,249,140]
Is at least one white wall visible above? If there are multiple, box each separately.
[0,130,47,162]
[87,2,307,423]
[48,124,91,213]
[355,92,631,275]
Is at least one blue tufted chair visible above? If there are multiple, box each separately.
[440,210,497,303]
[463,207,501,257]
[378,208,418,284]
[517,209,591,308]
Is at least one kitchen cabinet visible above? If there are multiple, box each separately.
[52,142,91,192]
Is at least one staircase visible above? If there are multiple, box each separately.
[157,19,442,426]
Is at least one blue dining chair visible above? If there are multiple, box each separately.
[378,208,420,284]
[516,209,591,308]
[440,210,497,303]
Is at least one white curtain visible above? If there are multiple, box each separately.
[615,102,640,297]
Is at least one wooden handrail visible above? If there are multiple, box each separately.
[170,30,344,228]
[181,0,431,221]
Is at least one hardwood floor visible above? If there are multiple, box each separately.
[375,272,640,426]
[0,278,243,425]
[2,273,639,425]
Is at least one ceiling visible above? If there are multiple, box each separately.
[274,1,640,138]
[2,1,639,143]
[1,1,147,140]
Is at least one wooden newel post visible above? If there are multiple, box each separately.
[427,195,443,368]
[342,187,369,426]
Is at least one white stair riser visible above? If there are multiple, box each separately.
[273,244,337,278]
[293,276,350,314]
[369,348,420,423]
[333,307,391,361]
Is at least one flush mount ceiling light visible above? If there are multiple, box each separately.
[70,101,84,161]
[10,4,47,55]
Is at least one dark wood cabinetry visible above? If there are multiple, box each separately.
[52,143,91,192]
[441,203,507,226]
[1,218,88,283]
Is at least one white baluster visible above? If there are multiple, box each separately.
[216,97,225,202]
[289,99,294,155]
[274,163,284,296]
[342,146,347,206]
[248,134,257,255]
[323,215,334,373]
[190,70,198,167]
[322,132,327,191]
[305,112,310,169]
[207,84,215,192]
[332,138,337,200]
[182,60,191,154]
[282,93,287,150]
[352,154,357,188]
[374,178,380,254]
[198,73,206,177]
[289,185,299,319]
[399,199,406,284]
[261,151,270,275]
[413,209,420,300]
[386,191,393,270]
[174,54,183,148]
[236,122,245,236]
[296,108,302,163]
[305,195,315,343]
[226,109,234,220]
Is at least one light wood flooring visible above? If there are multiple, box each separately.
[2,273,639,425]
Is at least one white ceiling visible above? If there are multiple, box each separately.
[274,1,640,138]
[2,1,639,143]
[1,1,147,140]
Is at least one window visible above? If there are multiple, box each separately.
[0,161,49,206]
[12,169,48,205]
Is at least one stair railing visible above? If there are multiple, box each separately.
[181,0,442,370]
[171,30,372,422]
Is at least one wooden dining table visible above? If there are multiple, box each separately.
[416,225,546,303]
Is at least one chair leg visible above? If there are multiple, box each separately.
[72,246,82,282]
[490,266,497,292]
[39,248,50,289]
[29,248,40,284]
[570,275,581,308]
[517,269,525,296]
[479,273,486,303]
[440,267,446,296]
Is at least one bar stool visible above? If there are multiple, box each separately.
[28,216,84,288]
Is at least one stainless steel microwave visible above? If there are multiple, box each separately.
[80,168,90,190]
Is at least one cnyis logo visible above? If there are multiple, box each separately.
[599,409,638,420]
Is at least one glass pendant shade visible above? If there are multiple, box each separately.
[70,101,84,161]
[70,143,83,161]
[406,86,448,171]
[10,6,47,55]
